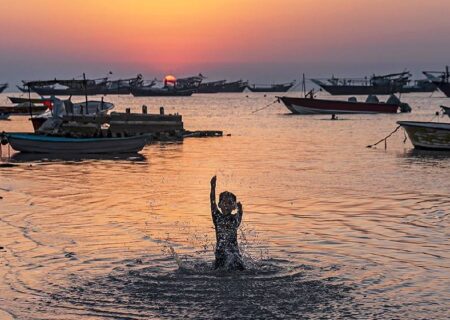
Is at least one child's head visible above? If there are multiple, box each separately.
[218,191,237,215]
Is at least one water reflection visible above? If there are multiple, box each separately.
[8,152,147,163]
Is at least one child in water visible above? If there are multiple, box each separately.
[210,176,245,271]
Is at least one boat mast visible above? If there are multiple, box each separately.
[27,84,33,118]
[83,73,88,115]
[302,73,306,97]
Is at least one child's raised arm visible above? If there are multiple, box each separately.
[210,176,217,212]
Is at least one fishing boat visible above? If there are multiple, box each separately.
[197,80,227,93]
[2,132,150,154]
[30,98,115,131]
[423,66,450,97]
[99,74,144,95]
[131,75,203,97]
[277,94,401,115]
[217,80,248,93]
[311,71,434,95]
[247,81,296,93]
[0,83,8,93]
[397,121,450,150]
[0,104,47,115]
[21,77,109,96]
[8,97,52,104]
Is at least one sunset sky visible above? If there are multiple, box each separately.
[1,0,450,85]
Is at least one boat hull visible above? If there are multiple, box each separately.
[247,84,294,93]
[6,133,150,154]
[397,121,450,150]
[278,97,399,115]
[131,88,195,96]
[0,105,47,115]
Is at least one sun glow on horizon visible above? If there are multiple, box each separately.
[1,0,450,80]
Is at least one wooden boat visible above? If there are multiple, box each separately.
[247,81,295,93]
[311,72,410,95]
[217,80,248,92]
[423,67,450,97]
[277,95,400,114]
[8,97,52,104]
[397,121,450,150]
[197,80,227,93]
[0,105,47,115]
[131,87,195,96]
[3,133,150,154]
[30,99,115,131]
[131,75,202,96]
[22,77,109,96]
[0,83,8,93]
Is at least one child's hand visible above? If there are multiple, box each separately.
[211,175,217,187]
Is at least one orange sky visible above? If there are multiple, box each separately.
[1,0,450,82]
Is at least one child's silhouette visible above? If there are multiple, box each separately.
[210,176,245,271]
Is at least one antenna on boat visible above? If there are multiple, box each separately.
[83,73,88,115]
[27,83,33,118]
[302,73,306,97]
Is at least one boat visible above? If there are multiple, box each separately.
[0,104,47,115]
[277,94,401,115]
[21,77,109,96]
[131,87,196,96]
[8,97,52,104]
[197,80,227,93]
[0,113,10,120]
[131,74,203,97]
[98,74,144,95]
[217,80,248,93]
[30,98,115,131]
[397,121,450,150]
[2,132,150,154]
[0,83,8,93]
[311,71,434,95]
[247,81,296,93]
[423,66,450,97]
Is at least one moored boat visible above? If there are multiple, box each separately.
[247,81,296,93]
[397,121,450,150]
[277,95,401,115]
[2,132,150,154]
[22,77,108,96]
[30,98,115,131]
[131,74,202,96]
[0,104,47,115]
[218,80,248,93]
[423,66,450,97]
[311,72,410,95]
[197,80,227,93]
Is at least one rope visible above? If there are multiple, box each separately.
[251,98,279,114]
[366,125,401,149]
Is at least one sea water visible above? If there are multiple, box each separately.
[0,92,449,319]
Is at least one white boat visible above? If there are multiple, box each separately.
[4,133,151,154]
[31,98,114,131]
[397,121,450,150]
